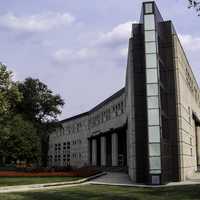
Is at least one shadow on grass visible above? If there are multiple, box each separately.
[149,184,200,200]
[1,185,200,200]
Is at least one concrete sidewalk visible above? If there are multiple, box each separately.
[88,172,133,185]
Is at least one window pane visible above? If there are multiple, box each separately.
[149,143,160,156]
[145,42,157,53]
[144,14,155,30]
[148,109,160,126]
[149,157,161,170]
[149,126,160,143]
[145,31,156,41]
[150,169,161,174]
[146,54,157,68]
[147,96,159,109]
[146,69,158,83]
[145,3,153,14]
[147,84,158,96]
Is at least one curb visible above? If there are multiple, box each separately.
[41,172,107,187]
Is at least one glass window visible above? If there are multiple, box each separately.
[147,96,159,109]
[145,31,156,41]
[145,3,153,14]
[147,84,158,96]
[150,169,161,174]
[146,69,158,83]
[149,156,161,170]
[145,42,157,53]
[149,143,160,156]
[148,126,160,143]
[148,109,160,126]
[146,54,157,68]
[144,14,155,30]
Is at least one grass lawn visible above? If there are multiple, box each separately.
[0,176,81,186]
[1,184,200,200]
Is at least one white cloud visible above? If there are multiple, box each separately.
[96,21,135,47]
[179,34,200,51]
[53,48,97,64]
[119,47,128,57]
[0,12,75,32]
[53,21,135,65]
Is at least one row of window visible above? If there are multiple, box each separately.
[54,140,82,154]
[89,101,125,128]
[49,153,82,161]
[62,122,85,135]
[53,100,125,136]
[144,9,162,175]
[72,153,82,159]
[54,142,70,151]
[72,139,82,145]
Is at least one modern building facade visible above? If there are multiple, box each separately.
[48,1,200,185]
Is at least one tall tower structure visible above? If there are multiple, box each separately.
[126,1,179,184]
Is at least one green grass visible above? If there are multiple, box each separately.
[0,176,81,186]
[1,184,200,200]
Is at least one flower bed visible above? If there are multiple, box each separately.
[0,167,101,178]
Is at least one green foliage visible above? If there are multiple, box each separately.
[0,115,41,164]
[188,0,200,15]
[16,78,64,166]
[0,63,21,120]
[17,78,64,123]
[0,65,64,166]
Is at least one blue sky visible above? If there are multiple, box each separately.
[0,0,199,119]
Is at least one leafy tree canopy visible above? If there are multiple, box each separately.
[0,65,65,166]
[0,115,40,164]
[17,78,64,124]
[0,63,21,120]
[16,78,65,166]
[188,0,200,15]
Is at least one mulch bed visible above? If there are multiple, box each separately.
[0,167,101,178]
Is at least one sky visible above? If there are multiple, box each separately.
[0,0,199,120]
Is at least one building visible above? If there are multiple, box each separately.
[48,1,200,185]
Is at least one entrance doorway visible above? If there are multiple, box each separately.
[118,132,127,167]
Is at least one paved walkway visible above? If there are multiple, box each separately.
[88,172,133,185]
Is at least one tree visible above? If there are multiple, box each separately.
[16,78,64,166]
[0,66,64,167]
[0,63,22,165]
[0,63,21,121]
[0,115,40,164]
[188,0,200,15]
[17,78,64,123]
